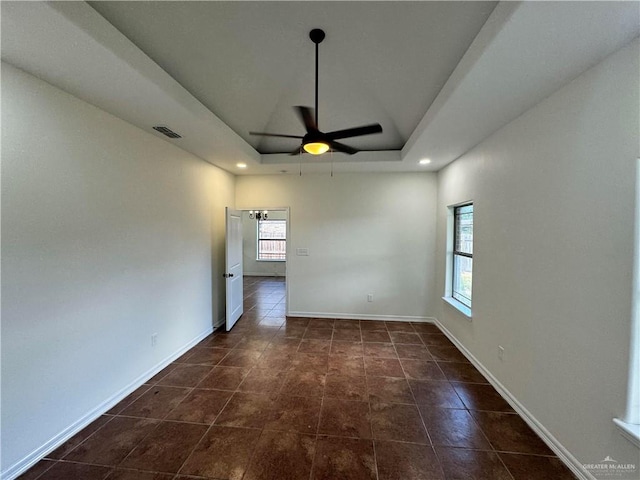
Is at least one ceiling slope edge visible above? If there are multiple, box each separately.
[402,0,640,172]
[1,1,259,171]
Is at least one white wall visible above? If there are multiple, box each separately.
[0,63,235,476]
[236,172,438,320]
[435,39,640,475]
[242,209,287,277]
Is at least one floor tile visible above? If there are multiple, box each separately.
[360,320,387,331]
[471,411,554,454]
[278,325,307,338]
[435,447,513,480]
[214,392,276,428]
[197,366,250,390]
[106,469,174,479]
[333,328,362,342]
[106,386,152,415]
[499,452,577,480]
[35,462,112,480]
[304,328,334,340]
[401,360,445,380]
[334,319,361,330]
[258,351,297,370]
[290,353,329,373]
[370,402,429,444]
[237,368,287,393]
[312,436,376,480]
[119,386,191,419]
[179,426,261,480]
[419,334,454,347]
[427,345,469,363]
[282,370,326,397]
[395,344,433,360]
[318,398,372,438]
[419,407,492,449]
[266,337,302,352]
[119,421,208,473]
[244,431,316,480]
[451,383,513,412]
[331,341,364,356]
[16,459,56,480]
[367,377,415,404]
[363,343,398,358]
[165,388,232,424]
[146,365,178,385]
[328,356,365,376]
[286,317,310,328]
[218,349,263,368]
[438,361,488,384]
[361,330,392,343]
[385,321,416,332]
[265,395,322,434]
[389,332,423,344]
[205,334,242,349]
[375,441,445,480]
[409,380,465,408]
[298,339,331,354]
[46,415,112,459]
[156,365,213,388]
[411,324,442,335]
[182,347,229,366]
[364,357,405,377]
[234,338,271,351]
[325,373,367,401]
[65,416,159,466]
[308,319,335,329]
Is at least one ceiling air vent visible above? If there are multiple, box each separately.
[153,125,182,139]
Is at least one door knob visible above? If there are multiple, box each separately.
[223,273,235,278]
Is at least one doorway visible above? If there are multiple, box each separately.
[226,207,289,330]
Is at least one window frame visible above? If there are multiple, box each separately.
[443,201,473,318]
[256,218,287,262]
[452,203,473,308]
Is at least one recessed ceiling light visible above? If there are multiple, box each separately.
[236,163,247,169]
[418,158,432,165]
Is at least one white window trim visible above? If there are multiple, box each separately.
[613,158,640,446]
[256,219,286,262]
[443,201,473,320]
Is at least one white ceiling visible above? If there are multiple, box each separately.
[2,1,639,176]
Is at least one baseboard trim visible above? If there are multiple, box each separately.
[287,311,436,323]
[434,319,595,480]
[3,326,214,480]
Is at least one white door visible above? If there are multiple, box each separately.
[225,208,243,331]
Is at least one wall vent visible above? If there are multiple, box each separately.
[152,126,182,138]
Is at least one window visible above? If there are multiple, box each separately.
[452,204,473,308]
[257,219,286,261]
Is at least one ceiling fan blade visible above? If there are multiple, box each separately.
[326,123,383,140]
[328,140,358,155]
[249,132,304,139]
[294,106,318,132]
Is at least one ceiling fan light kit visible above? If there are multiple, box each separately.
[249,28,383,156]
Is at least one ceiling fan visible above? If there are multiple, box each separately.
[249,28,383,156]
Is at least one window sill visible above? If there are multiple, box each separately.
[613,418,640,448]
[256,259,286,263]
[442,296,472,319]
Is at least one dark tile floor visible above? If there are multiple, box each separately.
[20,277,577,480]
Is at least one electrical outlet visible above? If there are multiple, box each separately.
[498,345,505,361]
[367,293,373,302]
[151,333,158,347]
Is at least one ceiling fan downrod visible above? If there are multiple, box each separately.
[309,28,325,127]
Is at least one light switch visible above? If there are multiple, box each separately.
[296,248,309,256]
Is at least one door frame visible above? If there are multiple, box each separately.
[239,206,290,317]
